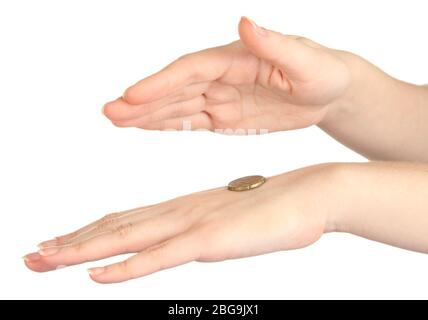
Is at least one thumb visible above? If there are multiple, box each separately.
[238,17,319,80]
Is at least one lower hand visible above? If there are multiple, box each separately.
[24,164,337,283]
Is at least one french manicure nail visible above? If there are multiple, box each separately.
[22,253,42,262]
[37,239,58,249]
[88,267,105,276]
[102,103,108,115]
[38,247,60,256]
[56,265,67,270]
[243,16,268,36]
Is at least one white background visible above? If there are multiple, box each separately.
[1,0,427,299]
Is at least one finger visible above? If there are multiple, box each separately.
[88,233,200,283]
[112,95,207,128]
[137,112,213,131]
[104,97,175,122]
[57,205,163,247]
[25,211,188,272]
[104,82,210,122]
[38,205,156,248]
[238,17,319,81]
[123,48,230,105]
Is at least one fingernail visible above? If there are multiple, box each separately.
[88,267,105,276]
[38,247,60,256]
[243,16,268,36]
[102,103,108,115]
[22,253,42,262]
[56,265,67,270]
[37,238,58,249]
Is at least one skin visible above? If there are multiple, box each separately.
[104,17,428,160]
[24,17,428,283]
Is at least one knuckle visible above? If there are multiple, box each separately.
[104,212,122,220]
[292,35,306,41]
[146,244,168,271]
[96,213,120,231]
[297,37,320,48]
[283,34,302,42]
[72,240,86,253]
[71,241,91,263]
[58,231,78,244]
[147,241,167,254]
[114,222,134,239]
[117,260,136,280]
[117,260,128,272]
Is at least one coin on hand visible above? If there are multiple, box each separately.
[227,175,267,191]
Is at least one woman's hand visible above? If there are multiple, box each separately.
[24,161,428,283]
[103,16,428,160]
[103,17,351,133]
[24,164,338,283]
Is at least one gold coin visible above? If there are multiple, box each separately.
[227,175,267,191]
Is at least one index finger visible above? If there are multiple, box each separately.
[123,46,231,105]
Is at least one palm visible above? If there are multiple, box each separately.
[104,30,350,133]
[197,41,348,132]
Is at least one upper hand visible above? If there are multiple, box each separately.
[103,17,351,133]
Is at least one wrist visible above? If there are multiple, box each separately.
[320,51,402,126]
[319,162,360,234]
[322,162,382,235]
[276,163,357,234]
